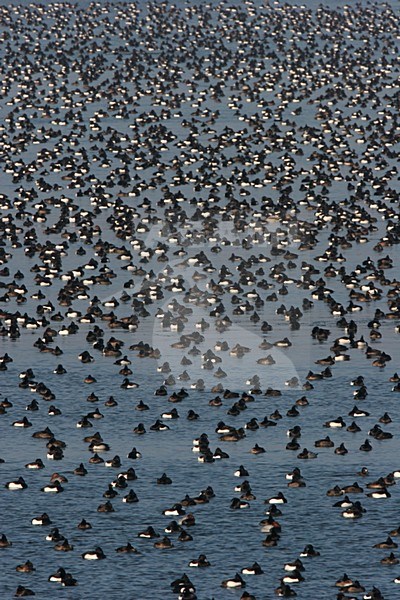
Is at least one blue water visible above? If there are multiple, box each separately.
[0,0,400,598]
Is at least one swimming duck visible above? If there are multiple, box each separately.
[381,552,399,565]
[266,492,287,504]
[221,573,246,588]
[241,562,264,575]
[16,561,35,573]
[374,536,398,549]
[154,536,174,549]
[366,488,391,499]
[5,477,27,490]
[82,547,106,560]
[0,534,12,548]
[342,501,366,519]
[230,498,250,510]
[189,554,210,568]
[281,570,304,584]
[15,586,35,597]
[300,544,320,557]
[41,481,64,493]
[115,542,139,553]
[31,513,52,526]
[284,559,304,572]
[54,539,74,552]
[297,448,318,459]
[163,503,185,517]
[275,583,297,596]
[77,519,92,530]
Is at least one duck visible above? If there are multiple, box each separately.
[360,439,373,452]
[41,481,64,493]
[231,498,250,510]
[358,467,369,477]
[300,544,320,557]
[154,536,174,549]
[0,534,12,548]
[333,496,353,508]
[16,561,35,573]
[89,453,104,464]
[221,573,246,588]
[31,513,52,526]
[178,529,193,542]
[297,448,318,459]
[342,501,366,519]
[366,488,391,499]
[335,573,354,588]
[314,436,334,448]
[54,539,74,552]
[349,406,370,417]
[374,536,398,549]
[164,521,182,534]
[369,425,393,440]
[287,439,301,451]
[15,586,35,597]
[341,482,363,494]
[324,416,346,428]
[163,503,185,517]
[103,485,118,499]
[347,421,362,433]
[48,567,68,583]
[5,477,27,490]
[250,443,266,454]
[97,500,115,513]
[381,552,399,565]
[127,447,142,460]
[275,583,297,596]
[74,463,88,476]
[115,542,139,553]
[363,586,384,599]
[157,473,172,485]
[187,409,199,420]
[286,467,302,481]
[266,492,287,504]
[150,419,170,431]
[188,554,211,568]
[123,490,139,503]
[288,473,306,488]
[170,573,196,595]
[77,519,92,530]
[281,570,304,584]
[137,526,159,539]
[284,559,304,572]
[262,527,281,547]
[346,581,366,593]
[89,440,110,452]
[235,480,251,493]
[241,562,264,575]
[46,528,65,542]
[213,447,229,459]
[82,547,106,560]
[234,465,249,477]
[12,417,32,428]
[379,412,392,424]
[104,455,121,468]
[335,443,348,455]
[161,408,179,419]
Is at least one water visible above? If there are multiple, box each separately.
[0,0,400,598]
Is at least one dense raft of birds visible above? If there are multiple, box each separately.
[0,0,400,598]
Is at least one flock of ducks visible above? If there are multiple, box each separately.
[0,0,399,598]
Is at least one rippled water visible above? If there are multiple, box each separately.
[0,0,400,598]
